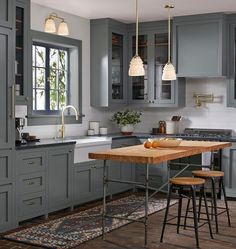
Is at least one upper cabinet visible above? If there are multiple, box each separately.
[0,0,13,29]
[173,13,227,77]
[128,22,186,107]
[91,19,128,107]
[227,15,236,107]
[15,0,30,104]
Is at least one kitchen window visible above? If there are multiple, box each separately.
[27,30,82,126]
[32,42,70,114]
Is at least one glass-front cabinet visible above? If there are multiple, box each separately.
[15,0,30,104]
[111,33,124,100]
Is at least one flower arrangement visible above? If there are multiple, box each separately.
[111,110,142,126]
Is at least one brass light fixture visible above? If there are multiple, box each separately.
[128,0,145,76]
[44,13,69,36]
[162,4,176,81]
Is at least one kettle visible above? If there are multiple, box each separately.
[159,121,166,134]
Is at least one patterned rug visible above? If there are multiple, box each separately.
[5,195,177,249]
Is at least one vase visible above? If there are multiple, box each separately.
[120,124,134,135]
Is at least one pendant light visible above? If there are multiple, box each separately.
[162,4,176,81]
[128,0,145,76]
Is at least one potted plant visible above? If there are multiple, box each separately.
[111,110,142,135]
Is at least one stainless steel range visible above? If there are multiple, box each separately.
[175,128,233,141]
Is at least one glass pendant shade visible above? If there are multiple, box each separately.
[44,17,56,33]
[162,62,176,80]
[58,21,69,36]
[129,55,145,76]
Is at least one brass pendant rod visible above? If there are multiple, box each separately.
[135,0,139,56]
[168,7,171,63]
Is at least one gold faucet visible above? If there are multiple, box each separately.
[60,105,79,138]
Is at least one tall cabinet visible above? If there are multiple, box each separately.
[227,15,236,107]
[91,18,128,107]
[128,22,185,107]
[0,0,15,233]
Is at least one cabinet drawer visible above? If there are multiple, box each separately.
[17,151,46,174]
[18,173,45,195]
[19,192,45,221]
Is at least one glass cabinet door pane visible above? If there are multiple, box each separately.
[155,33,172,100]
[112,33,123,100]
[15,6,24,96]
[131,35,148,100]
[234,29,236,100]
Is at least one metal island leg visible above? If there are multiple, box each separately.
[102,160,107,240]
[144,163,149,246]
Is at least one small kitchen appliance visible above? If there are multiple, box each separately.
[15,117,26,144]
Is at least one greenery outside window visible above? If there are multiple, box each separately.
[32,42,70,114]
[27,30,82,126]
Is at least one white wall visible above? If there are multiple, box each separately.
[17,3,236,138]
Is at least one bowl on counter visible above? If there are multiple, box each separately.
[153,138,182,148]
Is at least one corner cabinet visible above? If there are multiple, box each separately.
[15,0,30,104]
[91,18,128,107]
[227,15,236,107]
[173,13,227,77]
[128,22,186,107]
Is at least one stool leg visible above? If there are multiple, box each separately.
[211,177,219,233]
[184,195,190,229]
[191,185,199,248]
[160,184,173,243]
[198,191,202,222]
[202,186,213,239]
[177,187,183,234]
[221,178,231,227]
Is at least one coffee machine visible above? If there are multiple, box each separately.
[15,117,26,144]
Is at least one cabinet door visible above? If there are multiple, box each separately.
[15,0,30,104]
[0,150,13,185]
[0,184,14,232]
[48,147,73,211]
[110,31,127,104]
[222,143,236,197]
[93,161,104,199]
[0,27,13,149]
[73,162,94,204]
[0,0,13,28]
[129,33,148,104]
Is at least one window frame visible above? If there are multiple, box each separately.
[32,41,70,115]
[27,30,82,126]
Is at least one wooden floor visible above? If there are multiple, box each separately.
[1,193,236,249]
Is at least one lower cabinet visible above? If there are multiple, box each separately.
[222,143,236,197]
[0,184,14,232]
[73,160,104,205]
[48,146,73,212]
[136,162,168,189]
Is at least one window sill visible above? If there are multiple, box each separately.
[27,114,85,126]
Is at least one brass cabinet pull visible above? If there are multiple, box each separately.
[10,85,15,118]
[27,181,35,185]
[28,161,35,165]
[27,202,35,206]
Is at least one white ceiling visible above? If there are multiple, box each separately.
[31,0,236,23]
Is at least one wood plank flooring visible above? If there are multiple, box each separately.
[1,193,236,249]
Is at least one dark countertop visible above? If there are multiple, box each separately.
[15,138,76,150]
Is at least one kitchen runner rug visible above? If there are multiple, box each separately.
[4,195,177,249]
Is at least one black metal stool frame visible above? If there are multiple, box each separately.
[160,183,213,248]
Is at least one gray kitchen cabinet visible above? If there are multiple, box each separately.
[127,22,186,107]
[73,160,105,205]
[227,15,236,107]
[15,0,30,104]
[0,0,13,29]
[0,26,14,149]
[48,146,73,212]
[0,184,14,232]
[0,150,13,185]
[173,13,227,77]
[91,18,128,107]
[222,142,236,197]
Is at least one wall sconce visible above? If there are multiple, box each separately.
[193,93,214,107]
[44,13,69,36]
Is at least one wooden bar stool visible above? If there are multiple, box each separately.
[191,170,231,233]
[160,177,213,248]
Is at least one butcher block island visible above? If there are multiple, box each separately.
[88,141,231,246]
[89,141,231,164]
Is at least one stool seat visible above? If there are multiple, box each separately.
[170,177,205,186]
[192,170,224,178]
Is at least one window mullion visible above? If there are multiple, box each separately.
[45,47,50,110]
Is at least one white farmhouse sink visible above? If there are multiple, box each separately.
[72,136,112,163]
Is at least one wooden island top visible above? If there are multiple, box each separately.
[89,141,231,164]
